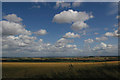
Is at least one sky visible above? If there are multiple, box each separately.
[1,2,119,57]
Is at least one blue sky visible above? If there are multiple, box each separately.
[1,2,119,57]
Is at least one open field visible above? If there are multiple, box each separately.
[2,61,120,80]
[2,56,119,62]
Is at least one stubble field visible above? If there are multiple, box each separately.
[2,61,120,79]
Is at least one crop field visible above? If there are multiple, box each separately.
[2,60,120,80]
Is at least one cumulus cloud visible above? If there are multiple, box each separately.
[92,42,113,51]
[53,9,93,30]
[95,36,108,41]
[1,21,31,36]
[3,35,36,47]
[17,35,37,44]
[2,12,117,57]
[3,35,81,57]
[34,29,47,35]
[3,14,23,23]
[63,32,80,38]
[53,9,93,23]
[100,42,107,48]
[71,21,88,30]
[57,38,74,44]
[105,30,120,37]
[54,38,78,52]
[2,33,117,57]
[84,42,117,56]
[1,14,32,36]
[3,35,44,54]
[84,38,94,43]
[55,38,74,49]
[2,13,82,57]
[105,32,114,37]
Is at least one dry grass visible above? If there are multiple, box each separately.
[2,61,120,79]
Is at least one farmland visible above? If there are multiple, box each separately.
[1,57,120,80]
[2,56,119,62]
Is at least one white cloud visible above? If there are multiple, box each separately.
[1,14,31,36]
[18,35,37,44]
[3,35,36,47]
[92,42,114,52]
[72,2,81,7]
[94,32,99,35]
[3,35,81,57]
[2,12,117,57]
[84,38,94,43]
[71,21,88,30]
[54,2,81,8]
[105,32,114,37]
[1,21,31,36]
[100,42,107,48]
[63,32,80,38]
[66,44,77,48]
[57,38,74,44]
[53,9,93,23]
[54,38,79,52]
[66,44,78,50]
[54,2,71,8]
[2,34,41,51]
[55,38,74,49]
[53,9,93,30]
[34,29,47,35]
[31,0,39,2]
[3,14,23,23]
[116,15,120,19]
[2,13,83,57]
[105,30,120,37]
[2,33,117,57]
[32,5,40,8]
[95,36,108,41]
